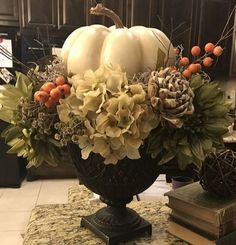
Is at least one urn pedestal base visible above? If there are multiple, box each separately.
[81,206,152,245]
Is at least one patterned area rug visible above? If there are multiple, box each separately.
[23,185,187,245]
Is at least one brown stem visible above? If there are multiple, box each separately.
[90,3,124,29]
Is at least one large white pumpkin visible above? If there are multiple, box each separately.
[61,4,175,76]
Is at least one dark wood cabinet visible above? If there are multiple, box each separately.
[195,0,234,77]
[17,0,235,77]
[19,0,57,32]
[86,0,126,27]
[0,0,19,26]
[124,0,234,77]
[0,121,26,187]
[57,0,87,32]
[148,0,198,55]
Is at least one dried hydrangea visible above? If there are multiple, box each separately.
[57,65,159,164]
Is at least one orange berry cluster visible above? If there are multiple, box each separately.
[34,76,71,108]
[179,42,223,79]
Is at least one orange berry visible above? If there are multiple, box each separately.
[179,57,190,66]
[55,76,66,86]
[213,46,223,57]
[188,64,199,74]
[203,57,213,67]
[41,82,56,93]
[58,84,71,95]
[50,88,62,100]
[196,63,202,72]
[191,46,201,56]
[44,97,57,108]
[34,91,49,103]
[182,69,192,79]
[204,42,215,53]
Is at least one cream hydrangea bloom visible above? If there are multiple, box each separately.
[57,65,160,164]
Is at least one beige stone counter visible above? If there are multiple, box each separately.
[23,185,187,245]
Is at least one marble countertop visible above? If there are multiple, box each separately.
[23,185,187,245]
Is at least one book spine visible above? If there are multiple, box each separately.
[219,218,236,237]
[170,211,220,238]
[168,219,236,245]
[170,216,217,240]
[167,197,218,224]
[171,209,236,238]
[168,219,215,245]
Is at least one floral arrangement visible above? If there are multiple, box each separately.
[0,4,234,170]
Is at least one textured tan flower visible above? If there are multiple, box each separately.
[148,67,194,127]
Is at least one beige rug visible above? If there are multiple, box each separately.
[23,185,187,245]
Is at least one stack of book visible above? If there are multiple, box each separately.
[165,182,236,245]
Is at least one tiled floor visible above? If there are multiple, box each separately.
[0,175,171,245]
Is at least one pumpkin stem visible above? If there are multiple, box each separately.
[90,4,124,29]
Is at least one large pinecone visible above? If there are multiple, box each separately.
[148,67,194,127]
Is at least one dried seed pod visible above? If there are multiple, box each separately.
[147,67,195,126]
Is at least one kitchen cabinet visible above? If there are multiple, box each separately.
[195,0,234,77]
[125,0,234,77]
[57,0,87,32]
[87,0,126,27]
[0,121,26,187]
[18,0,235,75]
[0,0,19,26]
[19,0,57,32]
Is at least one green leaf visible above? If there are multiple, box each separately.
[26,157,38,168]
[48,138,62,147]
[44,155,58,167]
[223,101,232,110]
[0,84,23,98]
[1,125,23,142]
[203,104,229,117]
[192,156,202,169]
[204,117,230,126]
[159,150,176,165]
[196,82,220,102]
[204,124,229,136]
[17,148,27,157]
[15,72,32,97]
[179,144,192,157]
[190,75,204,90]
[7,138,21,147]
[178,136,188,146]
[189,135,205,161]
[147,129,163,153]
[7,139,25,154]
[200,138,212,152]
[177,152,193,170]
[0,109,14,123]
[27,83,33,99]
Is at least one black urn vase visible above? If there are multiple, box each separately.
[68,144,160,245]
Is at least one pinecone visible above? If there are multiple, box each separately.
[148,67,194,127]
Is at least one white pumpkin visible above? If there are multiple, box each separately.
[61,4,175,76]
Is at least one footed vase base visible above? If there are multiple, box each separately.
[81,209,152,245]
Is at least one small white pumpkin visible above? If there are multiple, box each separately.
[61,4,175,76]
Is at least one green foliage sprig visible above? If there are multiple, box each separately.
[0,72,62,168]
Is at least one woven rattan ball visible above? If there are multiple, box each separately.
[200,149,236,197]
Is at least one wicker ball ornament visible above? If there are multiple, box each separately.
[200,149,236,197]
